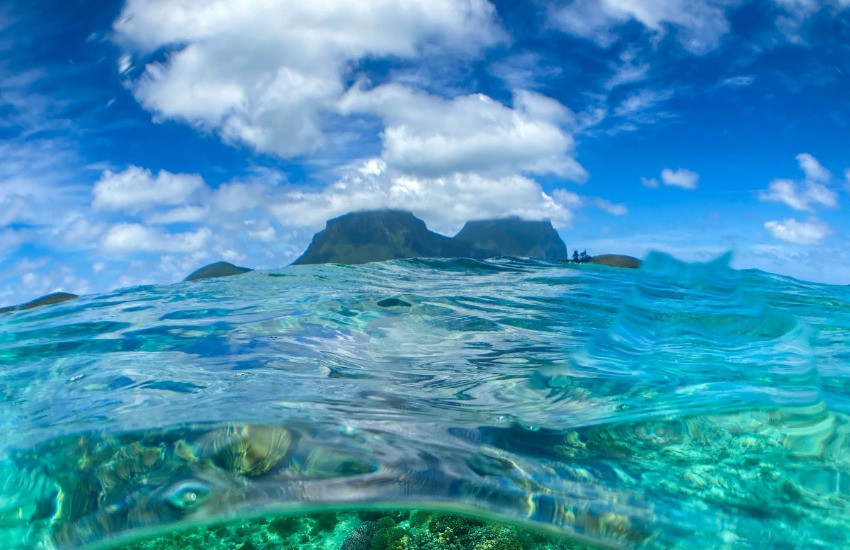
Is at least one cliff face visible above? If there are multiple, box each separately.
[184,261,252,281]
[292,210,490,265]
[454,217,568,260]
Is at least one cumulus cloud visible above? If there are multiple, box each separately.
[100,223,212,254]
[550,0,734,54]
[795,152,830,183]
[339,84,587,181]
[113,0,503,157]
[641,168,698,190]
[763,218,829,245]
[759,153,838,211]
[92,166,205,212]
[660,168,699,189]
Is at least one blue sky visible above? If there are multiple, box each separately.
[1,0,849,305]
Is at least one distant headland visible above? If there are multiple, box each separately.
[1,209,640,313]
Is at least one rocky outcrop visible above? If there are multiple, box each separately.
[588,254,642,269]
[0,292,79,314]
[184,261,252,281]
[454,217,568,260]
[292,210,490,265]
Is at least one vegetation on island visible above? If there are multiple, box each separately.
[454,217,568,260]
[292,210,491,265]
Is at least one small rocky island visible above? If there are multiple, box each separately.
[184,261,252,281]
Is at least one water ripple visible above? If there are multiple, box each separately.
[0,254,849,548]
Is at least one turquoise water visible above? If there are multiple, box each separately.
[1,252,848,549]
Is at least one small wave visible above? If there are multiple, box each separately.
[1,252,849,548]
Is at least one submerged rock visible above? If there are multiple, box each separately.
[454,217,568,260]
[377,298,411,308]
[184,261,252,281]
[587,254,642,269]
[0,291,79,314]
[292,210,490,265]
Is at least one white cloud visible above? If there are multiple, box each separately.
[796,152,830,183]
[759,179,837,211]
[550,0,734,54]
[660,168,699,189]
[613,89,674,119]
[764,218,829,245]
[758,153,838,211]
[719,75,756,88]
[552,188,583,209]
[760,179,811,211]
[270,158,575,234]
[100,223,212,254]
[0,139,87,228]
[59,218,105,247]
[210,181,275,214]
[641,176,659,188]
[146,206,209,225]
[488,53,563,90]
[604,48,649,90]
[845,168,850,191]
[93,166,205,213]
[593,198,628,215]
[339,83,587,182]
[773,0,822,42]
[114,0,503,157]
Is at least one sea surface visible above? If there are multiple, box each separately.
[1,252,849,549]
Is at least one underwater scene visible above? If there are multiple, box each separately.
[2,253,849,549]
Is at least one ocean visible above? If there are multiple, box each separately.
[1,252,848,549]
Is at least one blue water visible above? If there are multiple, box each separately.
[1,252,848,549]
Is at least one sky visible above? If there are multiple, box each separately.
[1,0,849,305]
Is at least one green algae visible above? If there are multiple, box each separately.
[117,509,592,550]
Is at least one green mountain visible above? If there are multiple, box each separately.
[454,217,568,260]
[184,261,252,281]
[292,210,491,265]
[0,292,79,314]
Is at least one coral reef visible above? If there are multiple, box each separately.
[119,509,592,550]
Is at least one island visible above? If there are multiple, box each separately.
[291,210,491,265]
[184,261,253,281]
[454,217,568,260]
[587,254,642,269]
[0,292,79,314]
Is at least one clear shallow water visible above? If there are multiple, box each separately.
[1,252,849,549]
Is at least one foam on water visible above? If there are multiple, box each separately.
[1,252,849,548]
